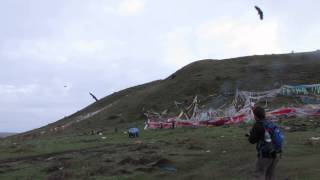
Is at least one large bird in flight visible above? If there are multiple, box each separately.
[254,6,263,20]
[89,92,99,102]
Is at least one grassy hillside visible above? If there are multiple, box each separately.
[1,51,320,179]
[0,133,17,138]
[21,51,320,137]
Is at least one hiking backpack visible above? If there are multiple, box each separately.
[262,120,284,153]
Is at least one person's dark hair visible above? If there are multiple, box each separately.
[252,106,265,120]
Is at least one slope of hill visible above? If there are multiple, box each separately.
[20,51,320,137]
[0,132,16,138]
[2,51,320,179]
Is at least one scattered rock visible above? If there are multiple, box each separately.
[305,137,320,146]
[159,165,177,173]
[310,137,320,141]
[46,157,55,161]
[134,140,143,145]
[280,125,291,131]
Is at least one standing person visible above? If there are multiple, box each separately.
[171,120,175,129]
[247,106,283,180]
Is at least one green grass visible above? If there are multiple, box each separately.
[0,118,319,180]
[0,163,46,180]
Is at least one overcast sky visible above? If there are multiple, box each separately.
[1,0,319,132]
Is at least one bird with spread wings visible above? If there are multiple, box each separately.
[254,6,263,20]
[89,92,99,102]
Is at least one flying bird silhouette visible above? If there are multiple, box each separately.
[254,6,263,20]
[89,92,99,102]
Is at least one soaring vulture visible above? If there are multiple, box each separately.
[89,92,99,102]
[254,6,263,20]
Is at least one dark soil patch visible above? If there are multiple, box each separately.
[118,156,160,166]
[188,144,204,150]
[104,158,113,163]
[90,165,114,176]
[144,150,157,154]
[135,167,154,172]
[46,170,74,180]
[130,144,159,151]
[45,160,73,173]
[151,158,173,167]
[111,168,132,175]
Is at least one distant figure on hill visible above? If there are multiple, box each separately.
[171,120,175,129]
[247,106,283,180]
[114,127,118,133]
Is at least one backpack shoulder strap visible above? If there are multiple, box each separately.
[262,120,271,129]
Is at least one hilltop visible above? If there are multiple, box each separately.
[19,51,320,137]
